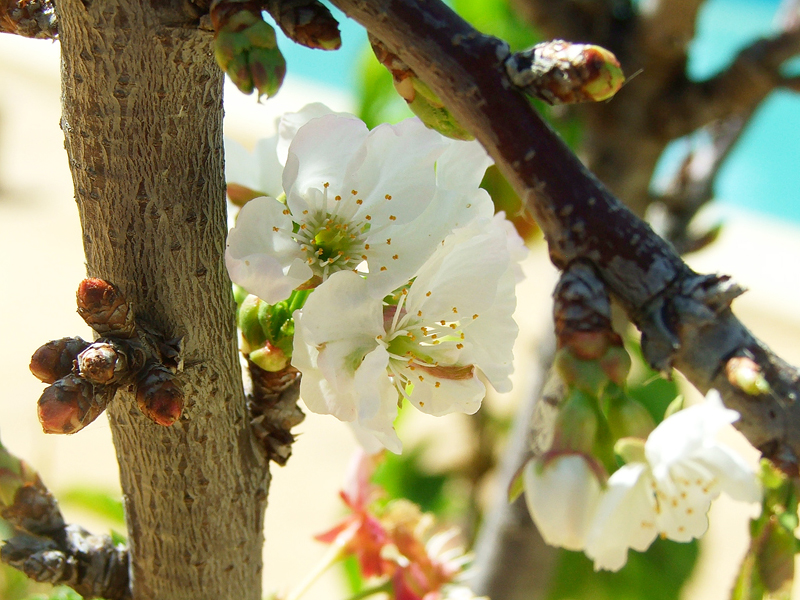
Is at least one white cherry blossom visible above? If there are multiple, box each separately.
[292,214,525,453]
[226,111,493,304]
[523,454,604,551]
[584,390,761,571]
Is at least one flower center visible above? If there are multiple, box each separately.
[294,211,369,278]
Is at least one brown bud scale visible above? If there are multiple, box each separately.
[29,337,89,384]
[135,364,184,426]
[76,278,135,337]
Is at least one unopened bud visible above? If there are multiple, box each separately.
[135,365,184,426]
[227,183,264,206]
[76,278,135,337]
[604,386,655,440]
[551,388,600,455]
[249,341,290,372]
[369,34,472,141]
[76,341,128,386]
[265,0,341,50]
[553,347,607,395]
[29,337,89,384]
[726,356,770,396]
[506,40,625,105]
[213,9,286,98]
[37,374,111,434]
[599,345,632,386]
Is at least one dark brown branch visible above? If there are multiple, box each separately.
[328,0,800,471]
[0,446,129,599]
[0,0,56,38]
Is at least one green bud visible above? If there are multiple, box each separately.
[250,342,290,372]
[554,347,608,396]
[551,388,601,455]
[213,14,286,99]
[726,356,771,396]
[238,295,268,353]
[604,385,655,440]
[599,345,632,386]
[403,78,473,141]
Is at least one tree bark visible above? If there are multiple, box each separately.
[57,2,268,599]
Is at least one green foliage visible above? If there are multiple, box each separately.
[625,339,681,424]
[59,487,125,526]
[546,538,699,600]
[26,588,84,600]
[372,446,449,515]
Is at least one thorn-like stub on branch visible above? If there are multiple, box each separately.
[76,278,135,338]
[264,0,341,50]
[37,374,113,435]
[505,40,625,105]
[29,337,89,384]
[135,364,184,426]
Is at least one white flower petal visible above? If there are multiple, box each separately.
[692,445,762,503]
[404,373,485,417]
[225,196,311,302]
[523,455,603,552]
[299,271,384,342]
[276,103,344,165]
[363,188,494,299]
[406,217,508,320]
[252,135,284,198]
[645,390,740,471]
[283,114,369,214]
[435,139,493,190]
[342,118,448,225]
[585,463,658,571]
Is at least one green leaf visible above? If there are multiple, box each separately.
[59,487,125,526]
[546,537,699,600]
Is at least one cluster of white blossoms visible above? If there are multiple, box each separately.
[225,104,526,453]
[523,390,762,571]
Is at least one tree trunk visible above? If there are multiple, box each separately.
[57,2,269,598]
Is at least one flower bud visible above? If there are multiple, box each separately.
[604,386,655,441]
[238,294,269,353]
[726,356,770,396]
[76,278,135,337]
[135,364,184,426]
[523,453,604,551]
[249,341,290,372]
[213,9,286,98]
[37,374,111,434]
[551,388,601,455]
[29,337,89,384]
[505,40,625,105]
[553,347,607,396]
[599,345,632,386]
[264,0,342,51]
[76,341,128,386]
[370,34,472,141]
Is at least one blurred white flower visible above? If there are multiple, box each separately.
[523,453,604,551]
[292,214,525,453]
[585,390,761,571]
[225,108,493,304]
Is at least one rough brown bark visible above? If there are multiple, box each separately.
[57,1,268,599]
